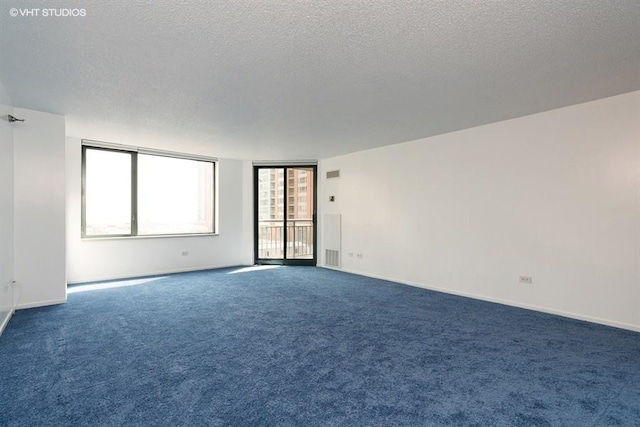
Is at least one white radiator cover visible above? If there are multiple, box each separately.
[323,214,341,268]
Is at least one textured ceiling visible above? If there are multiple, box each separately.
[1,1,639,160]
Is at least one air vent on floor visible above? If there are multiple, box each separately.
[326,249,340,268]
[326,170,340,179]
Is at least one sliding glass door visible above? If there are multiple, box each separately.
[254,165,316,265]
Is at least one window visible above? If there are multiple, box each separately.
[82,143,216,237]
[83,148,133,236]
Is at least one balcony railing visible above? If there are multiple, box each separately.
[257,219,314,259]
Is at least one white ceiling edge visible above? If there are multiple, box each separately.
[62,88,640,161]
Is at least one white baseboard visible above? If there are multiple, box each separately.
[0,309,14,336]
[66,263,251,285]
[319,265,640,333]
[16,298,67,310]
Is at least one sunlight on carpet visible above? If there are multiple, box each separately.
[67,276,168,294]
[226,265,281,274]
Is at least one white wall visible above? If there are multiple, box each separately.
[320,91,640,331]
[0,80,14,332]
[241,160,255,264]
[66,137,252,283]
[13,108,67,308]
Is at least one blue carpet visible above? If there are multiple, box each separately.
[1,266,639,426]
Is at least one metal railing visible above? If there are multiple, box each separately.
[257,219,314,259]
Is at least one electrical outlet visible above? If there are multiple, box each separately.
[181,251,189,256]
[356,253,363,259]
[519,276,533,284]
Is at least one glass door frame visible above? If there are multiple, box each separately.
[253,165,317,266]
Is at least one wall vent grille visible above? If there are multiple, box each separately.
[325,249,340,267]
[326,170,340,179]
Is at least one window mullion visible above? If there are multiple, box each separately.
[81,145,87,237]
[131,152,138,236]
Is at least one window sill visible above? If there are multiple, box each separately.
[81,233,219,241]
